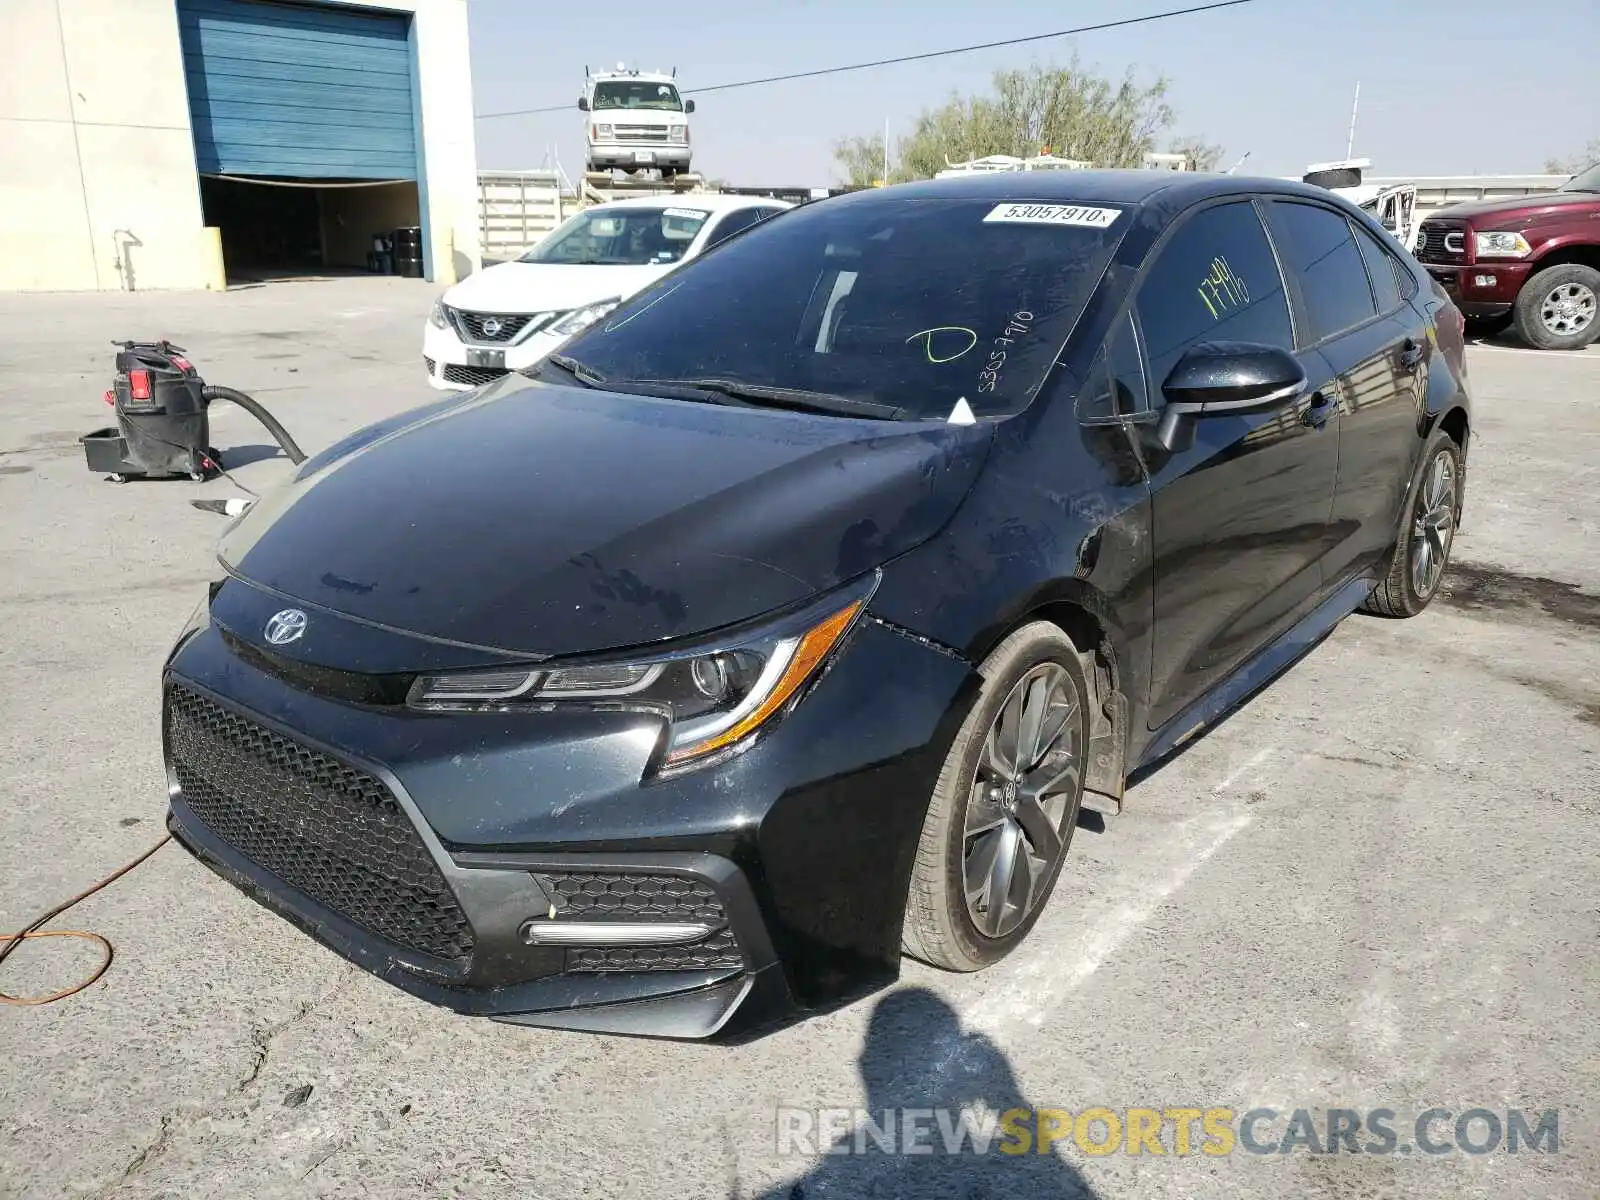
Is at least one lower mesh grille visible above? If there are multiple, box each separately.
[166,685,475,964]
[442,363,509,388]
[569,930,743,974]
[536,871,744,973]
[537,872,726,922]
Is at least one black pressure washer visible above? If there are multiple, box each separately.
[80,340,306,483]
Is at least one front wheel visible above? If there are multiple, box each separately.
[1513,263,1600,350]
[902,622,1091,971]
[1363,428,1464,617]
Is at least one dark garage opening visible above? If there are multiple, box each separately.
[200,176,322,277]
[199,176,422,282]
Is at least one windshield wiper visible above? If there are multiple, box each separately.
[539,354,607,387]
[623,377,907,420]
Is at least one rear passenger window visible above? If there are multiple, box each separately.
[703,209,763,249]
[1135,201,1295,390]
[1268,202,1379,342]
[1352,222,1406,311]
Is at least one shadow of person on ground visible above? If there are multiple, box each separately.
[753,987,1099,1199]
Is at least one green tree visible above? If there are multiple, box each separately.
[1545,139,1600,176]
[835,57,1221,184]
[832,133,888,189]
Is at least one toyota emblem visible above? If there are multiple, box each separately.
[264,608,307,646]
[481,318,503,338]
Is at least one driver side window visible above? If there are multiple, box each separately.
[1134,201,1296,393]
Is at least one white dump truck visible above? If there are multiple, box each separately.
[578,65,695,179]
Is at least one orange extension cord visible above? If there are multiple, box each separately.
[0,836,171,1006]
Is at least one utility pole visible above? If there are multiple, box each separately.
[1345,82,1361,161]
[882,118,889,184]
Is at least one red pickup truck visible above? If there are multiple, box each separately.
[1414,162,1600,350]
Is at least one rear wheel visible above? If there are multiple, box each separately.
[1513,263,1600,350]
[1363,428,1463,617]
[902,622,1090,971]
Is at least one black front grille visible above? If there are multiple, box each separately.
[1416,221,1468,264]
[442,363,509,388]
[167,685,475,964]
[613,124,671,143]
[536,872,727,922]
[450,310,540,343]
[569,930,743,974]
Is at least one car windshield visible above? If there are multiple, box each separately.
[592,80,683,112]
[551,195,1128,420]
[1557,162,1600,193]
[520,207,709,266]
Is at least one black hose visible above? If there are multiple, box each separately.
[202,385,307,465]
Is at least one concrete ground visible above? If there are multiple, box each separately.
[0,278,1595,1200]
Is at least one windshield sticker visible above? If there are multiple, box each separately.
[1197,256,1249,318]
[982,203,1121,229]
[906,326,978,363]
[947,397,977,425]
[663,207,708,220]
[977,310,1034,394]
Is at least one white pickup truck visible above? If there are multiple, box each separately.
[578,66,695,178]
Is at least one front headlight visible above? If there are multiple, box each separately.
[668,125,688,145]
[1473,231,1531,258]
[551,297,622,336]
[428,298,450,329]
[408,577,876,771]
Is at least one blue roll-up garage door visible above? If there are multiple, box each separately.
[178,0,417,180]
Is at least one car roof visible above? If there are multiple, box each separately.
[591,193,794,214]
[841,169,1347,210]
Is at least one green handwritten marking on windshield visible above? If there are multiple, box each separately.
[1198,256,1249,319]
[906,327,978,363]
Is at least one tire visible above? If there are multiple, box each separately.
[902,621,1092,971]
[1363,428,1464,617]
[1512,263,1600,350]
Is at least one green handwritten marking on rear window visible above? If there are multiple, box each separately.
[906,326,978,363]
[1198,256,1250,319]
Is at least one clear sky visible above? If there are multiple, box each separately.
[466,0,1599,186]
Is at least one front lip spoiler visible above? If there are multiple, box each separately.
[167,803,790,1039]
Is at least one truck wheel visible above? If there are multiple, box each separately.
[1513,263,1600,350]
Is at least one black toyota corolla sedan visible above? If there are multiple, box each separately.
[163,171,1472,1039]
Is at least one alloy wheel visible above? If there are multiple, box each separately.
[1539,282,1597,339]
[962,663,1083,938]
[1410,450,1457,598]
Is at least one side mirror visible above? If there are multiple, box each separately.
[1155,341,1307,450]
[684,99,696,114]
[577,97,590,112]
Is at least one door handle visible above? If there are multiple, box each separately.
[1302,389,1339,429]
[1399,337,1426,369]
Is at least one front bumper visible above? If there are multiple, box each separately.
[587,144,692,171]
[162,583,975,1038]
[1421,260,1533,319]
[422,319,571,392]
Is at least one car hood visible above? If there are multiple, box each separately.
[1429,191,1600,223]
[441,261,673,315]
[218,378,994,659]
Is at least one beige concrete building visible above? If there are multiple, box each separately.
[1,0,481,292]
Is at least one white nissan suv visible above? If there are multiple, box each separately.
[423,194,792,391]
